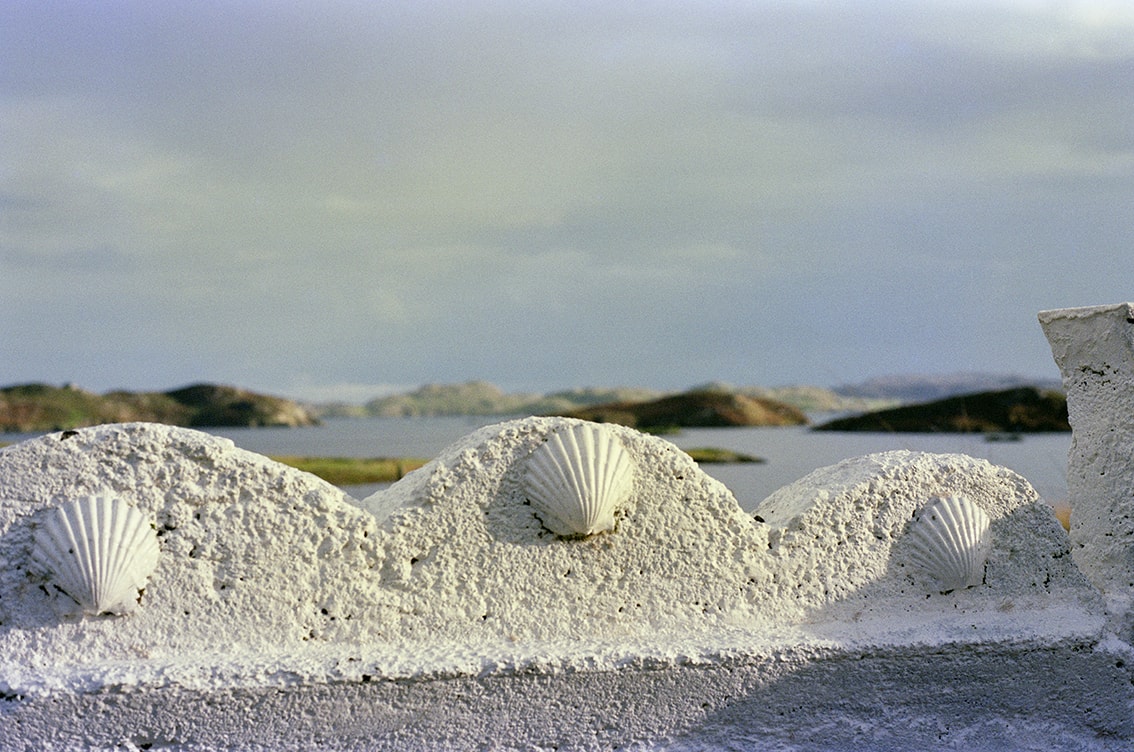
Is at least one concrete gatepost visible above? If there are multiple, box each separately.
[1040,303,1134,637]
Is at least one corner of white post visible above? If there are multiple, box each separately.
[1039,303,1134,636]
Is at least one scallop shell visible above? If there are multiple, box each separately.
[524,423,635,537]
[31,494,161,615]
[906,495,991,593]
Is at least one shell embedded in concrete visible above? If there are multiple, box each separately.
[906,495,992,593]
[523,422,635,537]
[31,493,161,615]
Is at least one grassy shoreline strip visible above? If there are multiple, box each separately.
[271,447,763,487]
[5,437,762,481]
[684,447,765,464]
[270,456,429,485]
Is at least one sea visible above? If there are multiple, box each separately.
[191,415,1073,513]
[3,416,1072,514]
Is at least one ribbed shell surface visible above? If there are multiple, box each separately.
[524,423,635,537]
[906,495,992,593]
[31,494,161,615]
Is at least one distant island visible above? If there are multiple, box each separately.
[0,383,318,433]
[346,382,666,419]
[318,380,892,420]
[330,374,1059,421]
[552,390,809,431]
[813,387,1070,433]
[832,372,1064,404]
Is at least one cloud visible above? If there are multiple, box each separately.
[2,1,1131,395]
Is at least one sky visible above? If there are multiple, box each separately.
[3,1,1133,403]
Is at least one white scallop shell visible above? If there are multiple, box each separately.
[524,423,635,537]
[906,495,992,593]
[31,494,161,615]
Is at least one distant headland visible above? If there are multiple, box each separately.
[319,380,893,420]
[813,386,1070,434]
[0,373,1066,435]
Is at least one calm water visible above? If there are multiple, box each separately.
[205,416,1070,513]
[4,417,1070,513]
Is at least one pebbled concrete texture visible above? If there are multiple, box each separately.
[0,410,1131,750]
